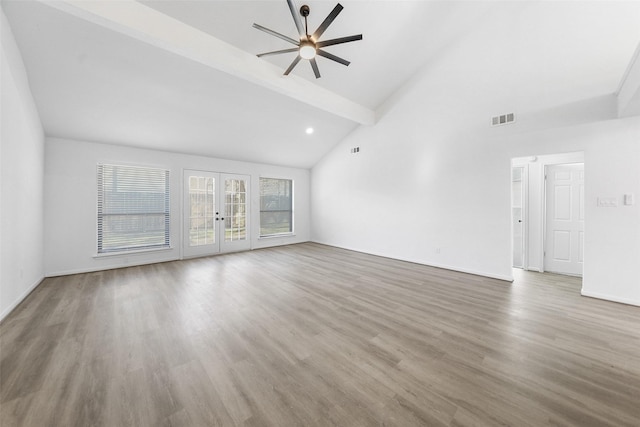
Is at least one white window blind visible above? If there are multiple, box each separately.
[97,164,170,253]
[259,178,293,236]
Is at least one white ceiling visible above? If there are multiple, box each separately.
[3,1,640,168]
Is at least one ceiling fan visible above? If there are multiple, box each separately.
[253,0,362,78]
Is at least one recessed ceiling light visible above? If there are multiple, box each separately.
[306,127,314,135]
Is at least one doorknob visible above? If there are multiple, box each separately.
[518,220,522,223]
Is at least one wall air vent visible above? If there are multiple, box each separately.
[491,112,515,126]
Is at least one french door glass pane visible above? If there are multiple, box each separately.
[225,178,247,242]
[188,176,216,246]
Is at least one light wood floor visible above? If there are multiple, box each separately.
[1,243,639,426]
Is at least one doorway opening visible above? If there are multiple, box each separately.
[511,152,585,276]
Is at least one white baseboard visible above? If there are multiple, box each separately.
[581,289,640,307]
[425,261,514,282]
[46,256,181,278]
[310,240,514,282]
[0,276,44,322]
[46,266,110,277]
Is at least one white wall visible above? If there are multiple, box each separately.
[581,127,640,305]
[311,15,640,304]
[45,138,310,276]
[618,42,640,118]
[313,104,640,305]
[511,121,640,305]
[1,8,45,320]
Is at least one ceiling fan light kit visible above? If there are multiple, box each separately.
[253,0,362,78]
[299,40,316,59]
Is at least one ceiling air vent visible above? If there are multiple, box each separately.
[491,112,515,126]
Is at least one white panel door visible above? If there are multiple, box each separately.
[183,171,250,258]
[544,163,584,276]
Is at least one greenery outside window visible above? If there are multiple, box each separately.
[259,178,293,237]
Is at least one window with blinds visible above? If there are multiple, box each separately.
[259,177,293,237]
[97,164,170,254]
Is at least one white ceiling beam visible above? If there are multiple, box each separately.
[617,42,640,118]
[41,0,375,125]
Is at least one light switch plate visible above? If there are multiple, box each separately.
[624,194,634,206]
[597,197,617,207]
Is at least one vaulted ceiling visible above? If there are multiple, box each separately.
[3,1,640,168]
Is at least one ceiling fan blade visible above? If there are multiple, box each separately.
[311,3,343,41]
[257,47,299,58]
[286,0,305,39]
[316,34,363,48]
[252,23,299,45]
[317,49,350,66]
[310,58,321,78]
[284,55,302,75]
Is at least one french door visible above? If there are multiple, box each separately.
[183,170,250,258]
